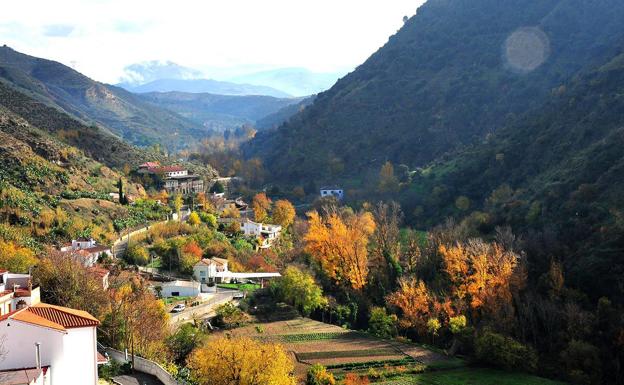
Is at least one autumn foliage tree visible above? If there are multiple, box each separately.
[440,239,525,325]
[252,193,272,222]
[188,336,295,385]
[272,199,296,228]
[304,210,375,290]
[386,277,433,335]
[0,240,37,272]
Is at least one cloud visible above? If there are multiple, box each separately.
[42,24,75,37]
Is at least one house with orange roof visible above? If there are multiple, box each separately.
[0,303,102,385]
[0,270,40,316]
[59,238,111,267]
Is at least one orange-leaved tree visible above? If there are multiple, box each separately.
[272,199,296,228]
[252,192,272,222]
[304,211,375,290]
[386,277,432,335]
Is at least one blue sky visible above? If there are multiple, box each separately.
[0,0,425,83]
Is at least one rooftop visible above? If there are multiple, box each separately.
[0,303,99,331]
[0,368,43,385]
[162,280,200,288]
[195,257,228,267]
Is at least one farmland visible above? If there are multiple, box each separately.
[220,317,565,384]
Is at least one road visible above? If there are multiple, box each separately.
[112,373,163,385]
[169,289,240,324]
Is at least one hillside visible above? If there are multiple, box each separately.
[245,0,624,183]
[138,91,302,132]
[0,81,217,177]
[120,78,291,98]
[255,96,314,131]
[400,49,624,301]
[0,46,206,149]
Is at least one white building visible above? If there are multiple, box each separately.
[0,270,40,316]
[240,219,282,249]
[193,258,229,284]
[320,186,344,200]
[0,303,103,385]
[159,280,201,298]
[60,238,111,267]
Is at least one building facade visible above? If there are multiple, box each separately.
[0,270,40,316]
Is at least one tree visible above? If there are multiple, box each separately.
[210,181,225,194]
[188,336,295,385]
[32,250,107,318]
[167,323,206,365]
[126,244,149,266]
[307,364,335,385]
[386,277,432,335]
[214,302,249,328]
[0,240,37,272]
[378,161,399,193]
[171,194,183,220]
[117,178,128,205]
[272,266,327,316]
[368,307,397,339]
[371,202,403,290]
[427,318,441,344]
[101,275,169,362]
[252,193,271,222]
[188,211,201,226]
[440,239,524,324]
[304,211,375,290]
[273,199,296,228]
[180,241,203,274]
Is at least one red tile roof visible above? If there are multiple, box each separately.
[2,303,99,331]
[0,368,43,385]
[97,352,109,364]
[150,165,186,173]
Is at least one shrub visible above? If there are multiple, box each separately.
[306,364,335,385]
[474,330,537,372]
[368,307,397,339]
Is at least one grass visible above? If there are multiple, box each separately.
[217,283,261,291]
[376,368,565,385]
[162,296,193,305]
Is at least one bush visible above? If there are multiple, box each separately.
[474,330,537,372]
[306,364,335,385]
[368,307,397,339]
[125,244,149,266]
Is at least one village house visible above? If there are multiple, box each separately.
[87,265,110,290]
[138,163,204,195]
[0,303,104,385]
[60,238,111,267]
[320,186,344,200]
[0,270,40,316]
[192,258,281,289]
[241,219,282,249]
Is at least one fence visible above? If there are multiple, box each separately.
[104,347,188,385]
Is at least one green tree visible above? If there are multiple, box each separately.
[210,181,225,194]
[272,266,327,316]
[367,307,397,339]
[126,244,149,266]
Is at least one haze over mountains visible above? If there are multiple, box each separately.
[116,60,344,97]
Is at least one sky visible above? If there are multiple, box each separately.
[0,0,425,84]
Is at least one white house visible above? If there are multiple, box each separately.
[60,238,111,267]
[320,186,344,200]
[240,219,282,249]
[0,270,41,316]
[0,303,101,385]
[193,258,229,284]
[159,280,201,298]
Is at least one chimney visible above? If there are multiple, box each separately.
[13,284,20,293]
[35,342,41,370]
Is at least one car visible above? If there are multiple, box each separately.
[171,304,186,313]
[233,292,244,299]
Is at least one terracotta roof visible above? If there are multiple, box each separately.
[0,269,7,274]
[0,368,43,385]
[87,265,110,279]
[139,162,160,168]
[196,257,228,267]
[97,352,109,364]
[150,165,186,173]
[2,303,99,331]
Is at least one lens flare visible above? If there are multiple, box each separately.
[504,27,550,73]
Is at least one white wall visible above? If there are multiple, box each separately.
[161,284,199,297]
[0,320,97,385]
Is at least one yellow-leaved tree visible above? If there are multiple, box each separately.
[252,193,272,222]
[304,210,375,290]
[188,336,295,385]
[272,199,296,228]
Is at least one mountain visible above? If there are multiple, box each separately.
[0,46,205,149]
[0,80,217,177]
[118,60,203,85]
[401,47,624,304]
[254,96,315,131]
[137,92,303,132]
[119,78,291,98]
[229,68,344,97]
[245,0,624,183]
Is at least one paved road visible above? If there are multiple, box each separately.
[169,290,240,324]
[112,373,163,385]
